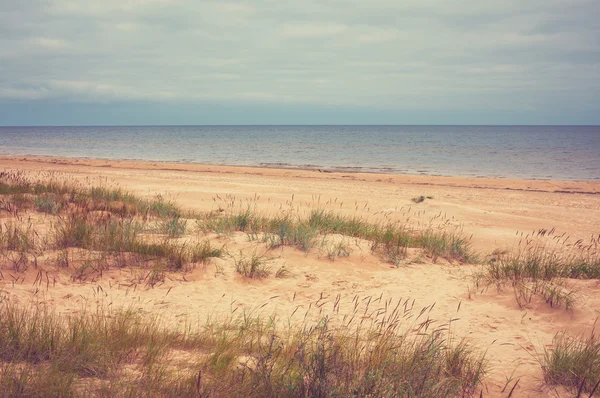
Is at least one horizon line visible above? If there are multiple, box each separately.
[2,124,600,128]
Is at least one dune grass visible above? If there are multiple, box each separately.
[158,216,187,238]
[0,222,38,254]
[198,207,474,265]
[233,249,270,278]
[478,230,599,310]
[0,170,181,218]
[542,327,600,395]
[0,298,487,397]
[487,231,600,280]
[0,171,222,274]
[0,170,476,268]
[5,168,600,395]
[52,214,221,271]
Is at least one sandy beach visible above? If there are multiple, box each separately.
[1,155,599,397]
[3,155,599,250]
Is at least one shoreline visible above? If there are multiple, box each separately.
[2,155,600,195]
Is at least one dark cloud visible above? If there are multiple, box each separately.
[0,0,598,123]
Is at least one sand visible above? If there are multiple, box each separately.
[1,155,600,397]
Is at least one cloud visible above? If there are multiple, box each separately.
[0,86,49,100]
[356,28,400,44]
[280,23,348,38]
[29,37,68,49]
[0,0,598,122]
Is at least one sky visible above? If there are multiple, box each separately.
[0,0,599,125]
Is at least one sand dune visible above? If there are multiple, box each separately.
[1,156,599,397]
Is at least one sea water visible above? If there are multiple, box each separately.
[0,125,598,181]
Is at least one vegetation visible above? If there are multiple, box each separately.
[542,328,600,395]
[477,230,599,310]
[0,170,181,218]
[3,169,599,395]
[0,298,487,397]
[199,207,474,265]
[158,216,187,238]
[233,249,270,278]
[0,171,219,276]
[487,230,600,280]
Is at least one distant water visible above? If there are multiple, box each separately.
[0,125,599,181]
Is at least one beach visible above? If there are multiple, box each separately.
[1,155,599,396]
[3,155,599,250]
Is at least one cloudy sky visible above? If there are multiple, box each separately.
[1,0,599,125]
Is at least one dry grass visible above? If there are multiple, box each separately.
[7,169,600,395]
[477,229,599,310]
[0,169,488,395]
[0,297,487,397]
[0,170,181,218]
[0,171,221,277]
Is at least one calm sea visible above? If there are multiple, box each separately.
[0,125,598,181]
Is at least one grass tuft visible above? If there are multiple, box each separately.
[190,239,225,264]
[542,327,600,394]
[233,249,270,278]
[159,216,187,238]
[34,193,64,214]
[480,231,599,310]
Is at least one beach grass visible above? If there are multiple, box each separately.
[0,169,474,286]
[477,229,599,310]
[0,170,182,218]
[0,170,490,394]
[233,249,271,278]
[0,298,487,397]
[196,207,474,265]
[3,169,599,395]
[542,327,600,395]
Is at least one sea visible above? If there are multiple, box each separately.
[0,125,598,181]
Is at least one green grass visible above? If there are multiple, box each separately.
[197,208,474,264]
[0,302,173,378]
[263,215,318,252]
[53,213,95,249]
[0,222,37,253]
[0,171,74,196]
[542,328,600,395]
[487,232,600,280]
[34,193,64,214]
[52,215,221,271]
[308,209,376,237]
[0,221,40,271]
[158,216,187,237]
[322,238,351,261]
[370,224,410,265]
[190,239,225,264]
[417,226,474,263]
[275,265,292,278]
[233,249,270,278]
[0,171,223,275]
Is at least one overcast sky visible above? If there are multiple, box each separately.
[1,0,599,125]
